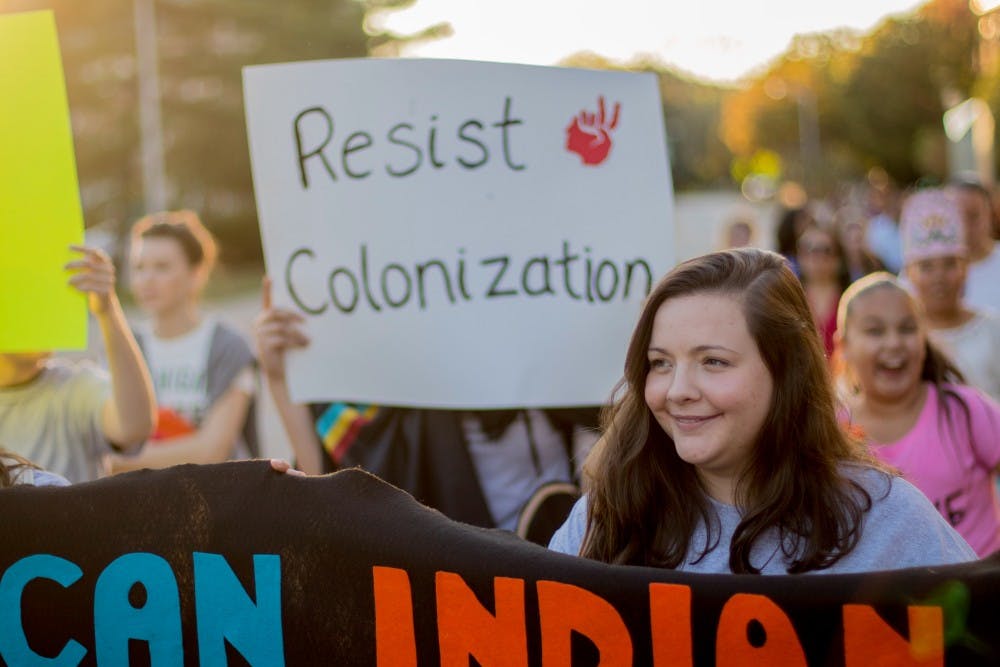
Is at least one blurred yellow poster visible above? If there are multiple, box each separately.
[0,10,86,351]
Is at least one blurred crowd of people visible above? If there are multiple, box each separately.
[3,175,1000,574]
[755,178,1000,401]
[719,179,1000,559]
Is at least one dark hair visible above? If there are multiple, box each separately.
[0,449,38,488]
[952,179,998,240]
[581,248,878,573]
[952,179,993,212]
[131,210,218,272]
[834,206,885,279]
[776,207,811,258]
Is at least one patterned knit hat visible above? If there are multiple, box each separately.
[900,188,966,265]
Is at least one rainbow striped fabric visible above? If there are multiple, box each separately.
[315,402,379,464]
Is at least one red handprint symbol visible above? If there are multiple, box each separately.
[565,96,622,166]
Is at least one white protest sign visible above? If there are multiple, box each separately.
[244,59,674,408]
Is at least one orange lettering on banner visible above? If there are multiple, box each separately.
[716,593,807,667]
[436,572,528,667]
[843,604,944,667]
[372,566,417,667]
[649,583,693,667]
[536,580,632,667]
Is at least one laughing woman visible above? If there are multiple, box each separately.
[549,248,975,573]
[836,272,1000,557]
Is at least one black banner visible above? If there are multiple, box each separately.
[1,461,998,665]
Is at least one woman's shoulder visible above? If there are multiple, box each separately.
[940,381,998,404]
[845,467,977,568]
[207,319,255,365]
[209,319,251,349]
[841,463,892,491]
[970,308,1000,332]
[871,470,930,509]
[842,465,949,532]
[548,494,588,556]
[37,359,110,397]
[937,382,1000,466]
[938,383,1000,424]
[846,464,946,511]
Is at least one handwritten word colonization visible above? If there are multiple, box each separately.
[284,241,654,315]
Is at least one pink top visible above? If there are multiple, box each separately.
[817,301,838,359]
[863,383,1000,557]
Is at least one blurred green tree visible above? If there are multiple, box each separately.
[721,0,980,192]
[835,0,978,184]
[6,0,995,257]
[2,0,424,265]
[4,0,140,234]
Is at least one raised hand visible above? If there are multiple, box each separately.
[65,244,118,316]
[253,276,310,383]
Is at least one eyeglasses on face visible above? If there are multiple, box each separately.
[799,243,835,257]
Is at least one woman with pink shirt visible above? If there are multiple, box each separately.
[837,270,1000,557]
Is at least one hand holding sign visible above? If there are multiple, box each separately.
[64,245,117,316]
[253,276,310,384]
[244,60,672,407]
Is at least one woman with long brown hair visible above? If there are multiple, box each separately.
[549,248,974,573]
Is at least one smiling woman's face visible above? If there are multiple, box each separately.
[643,292,774,500]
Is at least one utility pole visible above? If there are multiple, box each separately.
[796,87,821,195]
[134,0,167,213]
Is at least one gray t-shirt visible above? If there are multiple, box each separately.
[549,467,977,573]
[0,360,111,484]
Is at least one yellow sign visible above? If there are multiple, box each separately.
[0,10,86,352]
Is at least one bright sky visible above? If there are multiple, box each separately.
[375,0,927,83]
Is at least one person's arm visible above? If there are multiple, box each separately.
[66,245,156,450]
[266,373,324,475]
[966,388,1000,477]
[108,379,253,472]
[254,277,325,475]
